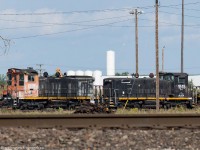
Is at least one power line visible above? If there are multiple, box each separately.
[0,13,198,31]
[2,20,200,31]
[0,25,54,30]
[0,13,155,30]
[0,12,153,28]
[0,15,130,25]
[0,8,133,15]
[0,1,197,16]
[159,10,200,19]
[5,19,200,40]
[0,7,155,16]
[1,2,200,41]
[0,1,198,16]
[2,22,200,31]
[1,9,200,31]
[11,18,132,40]
[0,10,199,27]
[160,5,200,12]
[160,1,200,8]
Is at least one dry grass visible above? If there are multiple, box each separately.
[115,106,200,114]
[0,108,74,115]
[1,106,200,115]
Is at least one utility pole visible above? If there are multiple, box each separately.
[181,0,184,73]
[162,46,165,72]
[155,0,159,111]
[130,9,142,76]
[36,64,44,77]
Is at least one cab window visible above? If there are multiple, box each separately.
[7,74,12,85]
[28,75,35,82]
[178,77,185,84]
[19,74,24,85]
[164,75,174,81]
[159,75,164,80]
[121,79,131,83]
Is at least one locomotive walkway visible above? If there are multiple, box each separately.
[0,114,200,129]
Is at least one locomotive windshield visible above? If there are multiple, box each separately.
[7,74,12,85]
[178,77,185,84]
[164,75,174,81]
[160,74,174,81]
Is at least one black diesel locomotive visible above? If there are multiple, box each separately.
[38,75,94,109]
[103,72,192,108]
[1,68,94,109]
[0,68,193,109]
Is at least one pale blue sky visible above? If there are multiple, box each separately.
[0,0,199,75]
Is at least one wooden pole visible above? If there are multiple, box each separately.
[181,0,184,73]
[155,0,159,111]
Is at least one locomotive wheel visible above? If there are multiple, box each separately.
[69,105,75,110]
[163,103,171,109]
[117,103,124,108]
[20,104,27,110]
[37,104,44,110]
[186,103,193,109]
[134,103,142,109]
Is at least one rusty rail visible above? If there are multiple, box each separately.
[0,114,200,129]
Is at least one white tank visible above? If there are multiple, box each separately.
[84,70,93,76]
[67,70,75,76]
[76,70,84,76]
[107,50,115,76]
[93,70,102,77]
[93,70,103,86]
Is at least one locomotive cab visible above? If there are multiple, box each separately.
[6,68,39,99]
[159,72,189,98]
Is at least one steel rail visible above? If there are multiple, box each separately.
[0,114,200,129]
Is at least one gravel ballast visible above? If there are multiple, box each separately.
[0,128,199,150]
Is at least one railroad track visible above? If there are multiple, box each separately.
[0,114,200,129]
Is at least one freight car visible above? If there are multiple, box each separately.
[103,72,193,109]
[1,68,94,109]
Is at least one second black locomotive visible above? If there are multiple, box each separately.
[103,72,192,108]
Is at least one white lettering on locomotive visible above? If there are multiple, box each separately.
[178,84,185,90]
